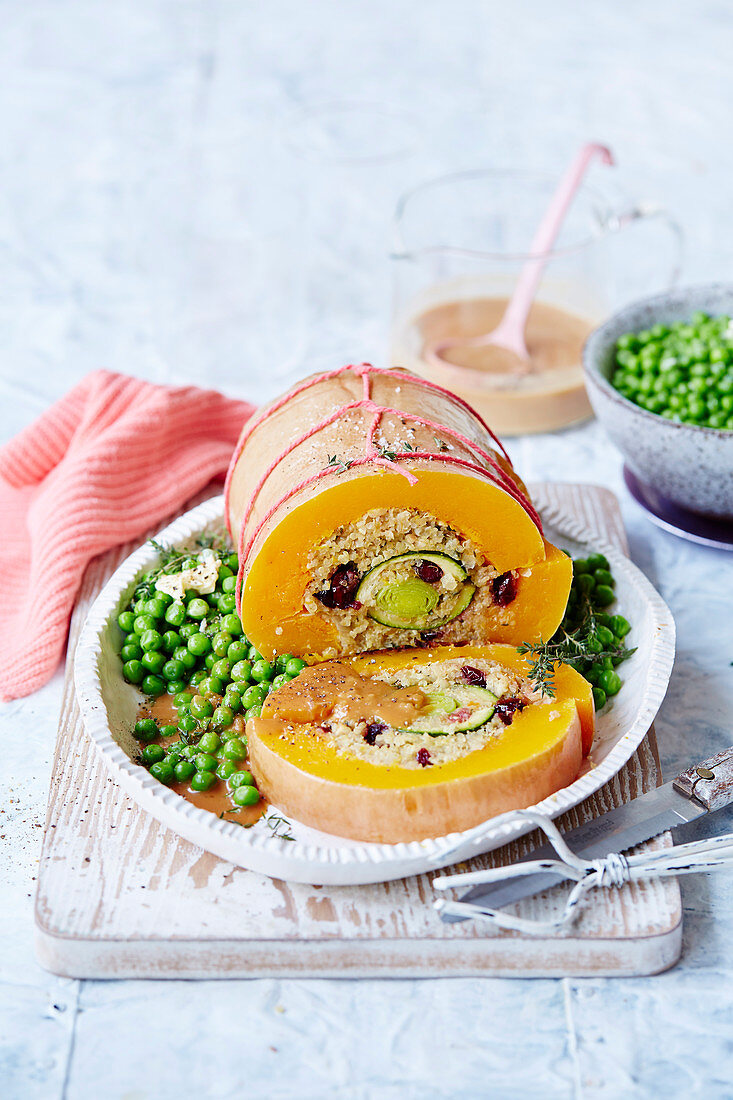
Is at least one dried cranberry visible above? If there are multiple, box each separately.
[416,747,432,767]
[420,629,443,645]
[315,561,361,609]
[495,697,526,725]
[491,571,518,607]
[364,720,386,745]
[413,559,444,584]
[461,665,487,688]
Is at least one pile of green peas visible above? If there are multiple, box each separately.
[611,311,733,430]
[559,552,632,712]
[118,547,308,809]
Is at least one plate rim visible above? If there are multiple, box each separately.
[73,489,676,884]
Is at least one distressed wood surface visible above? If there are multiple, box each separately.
[34,483,682,979]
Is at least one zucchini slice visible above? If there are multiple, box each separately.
[399,685,498,737]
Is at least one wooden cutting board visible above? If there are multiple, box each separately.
[34,483,681,978]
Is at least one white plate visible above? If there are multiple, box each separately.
[74,492,675,885]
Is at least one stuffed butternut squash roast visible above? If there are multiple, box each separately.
[222,364,596,842]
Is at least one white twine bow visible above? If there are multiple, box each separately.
[433,809,733,935]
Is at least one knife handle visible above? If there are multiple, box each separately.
[673,747,733,811]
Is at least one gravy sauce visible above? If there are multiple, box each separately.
[263,660,427,728]
[394,296,596,434]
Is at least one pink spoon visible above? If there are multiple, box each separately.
[425,142,614,375]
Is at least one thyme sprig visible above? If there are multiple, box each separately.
[326,454,354,474]
[218,809,296,841]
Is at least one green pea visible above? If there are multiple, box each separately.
[218,593,236,614]
[222,613,243,637]
[190,695,213,720]
[586,553,609,570]
[212,658,232,681]
[120,642,142,663]
[141,651,167,673]
[204,653,217,670]
[207,675,226,695]
[251,660,274,683]
[139,629,162,652]
[160,724,178,739]
[223,688,242,713]
[221,575,237,593]
[226,553,239,571]
[142,674,167,696]
[164,601,187,628]
[577,573,595,594]
[187,597,209,620]
[189,770,216,792]
[231,659,253,683]
[197,730,221,754]
[134,717,159,741]
[599,669,622,696]
[223,737,247,761]
[150,761,175,785]
[572,559,590,575]
[145,597,170,619]
[212,632,233,658]
[217,760,238,781]
[227,641,249,664]
[594,585,615,608]
[178,714,198,734]
[595,625,615,649]
[594,569,615,589]
[193,752,217,772]
[218,563,234,581]
[133,614,157,635]
[229,770,255,789]
[123,659,145,684]
[242,684,268,708]
[187,632,211,657]
[118,610,136,633]
[161,630,181,654]
[271,673,288,691]
[610,614,631,638]
[248,646,264,662]
[142,743,165,765]
[174,690,191,706]
[189,669,207,686]
[232,784,260,807]
[162,659,185,682]
[174,760,196,782]
[211,704,234,730]
[172,646,196,670]
[285,657,307,677]
[245,704,262,719]
[179,621,198,640]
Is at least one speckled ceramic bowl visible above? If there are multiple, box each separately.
[583,284,733,519]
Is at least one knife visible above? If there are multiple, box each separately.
[440,746,733,923]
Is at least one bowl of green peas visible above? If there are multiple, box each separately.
[583,283,733,518]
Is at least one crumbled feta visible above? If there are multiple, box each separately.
[155,548,221,601]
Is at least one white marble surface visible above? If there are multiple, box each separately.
[2,2,733,1097]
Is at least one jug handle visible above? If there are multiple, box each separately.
[606,203,685,288]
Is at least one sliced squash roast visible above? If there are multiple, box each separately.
[225,364,572,661]
[247,644,594,844]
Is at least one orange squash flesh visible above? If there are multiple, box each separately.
[248,644,593,844]
[240,468,571,660]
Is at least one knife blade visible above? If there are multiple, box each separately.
[440,746,733,923]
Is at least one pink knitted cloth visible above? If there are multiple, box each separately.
[0,371,254,700]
